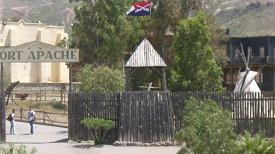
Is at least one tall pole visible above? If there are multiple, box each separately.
[161,43,168,91]
[69,63,72,93]
[0,63,5,143]
[68,63,72,140]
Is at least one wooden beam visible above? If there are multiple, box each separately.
[161,67,168,91]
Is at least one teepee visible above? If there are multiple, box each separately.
[233,45,271,118]
[233,46,261,92]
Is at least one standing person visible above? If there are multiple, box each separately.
[28,107,36,134]
[8,109,16,135]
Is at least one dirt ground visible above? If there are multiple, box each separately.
[5,121,181,154]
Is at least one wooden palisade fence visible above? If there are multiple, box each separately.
[68,91,275,143]
[118,92,174,143]
[69,93,120,142]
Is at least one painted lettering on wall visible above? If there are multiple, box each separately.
[0,50,79,63]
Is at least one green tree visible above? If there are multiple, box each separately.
[176,98,236,154]
[125,0,182,89]
[70,0,144,67]
[145,0,181,61]
[69,0,227,89]
[180,0,202,17]
[78,65,125,93]
[170,11,224,91]
[70,0,184,65]
[208,16,229,67]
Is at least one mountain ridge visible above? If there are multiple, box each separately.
[208,0,275,37]
[0,0,75,27]
[1,0,275,37]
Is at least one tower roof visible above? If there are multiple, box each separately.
[125,39,166,68]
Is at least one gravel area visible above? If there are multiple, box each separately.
[5,121,180,154]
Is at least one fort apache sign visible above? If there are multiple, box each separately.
[0,41,79,63]
[0,50,78,62]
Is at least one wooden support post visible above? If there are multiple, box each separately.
[43,111,46,124]
[68,63,72,140]
[268,36,271,58]
[61,89,63,103]
[0,63,6,143]
[20,108,23,121]
[161,67,167,91]
[69,63,72,93]
[44,90,46,102]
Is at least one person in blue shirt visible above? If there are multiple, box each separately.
[9,109,16,135]
[28,107,36,134]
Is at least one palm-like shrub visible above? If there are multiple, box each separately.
[237,132,275,154]
[81,117,114,144]
[0,144,36,154]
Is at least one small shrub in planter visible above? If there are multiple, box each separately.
[81,117,114,144]
[0,144,37,154]
[236,131,275,154]
[176,97,236,154]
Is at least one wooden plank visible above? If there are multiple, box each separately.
[118,93,123,141]
[129,92,133,142]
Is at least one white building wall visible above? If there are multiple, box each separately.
[11,63,32,82]
[0,20,69,83]
[60,62,69,82]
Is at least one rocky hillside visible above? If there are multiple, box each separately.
[207,0,275,37]
[1,0,275,37]
[0,0,75,27]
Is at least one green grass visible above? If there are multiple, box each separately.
[8,101,67,113]
[51,102,67,111]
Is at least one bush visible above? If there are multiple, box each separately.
[0,144,36,154]
[236,131,275,154]
[51,102,67,110]
[176,97,236,154]
[78,65,125,93]
[81,117,114,144]
[30,103,42,109]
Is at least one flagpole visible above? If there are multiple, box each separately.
[150,2,152,16]
[149,1,152,16]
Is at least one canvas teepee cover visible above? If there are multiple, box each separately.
[234,70,261,92]
[234,45,261,92]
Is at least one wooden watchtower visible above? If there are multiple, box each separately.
[125,39,167,91]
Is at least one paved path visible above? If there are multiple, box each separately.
[6,121,180,154]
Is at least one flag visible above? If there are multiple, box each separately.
[127,1,152,16]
